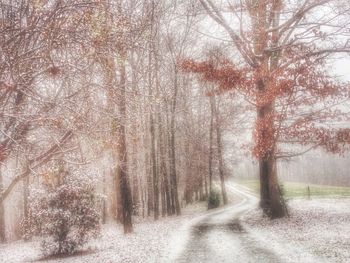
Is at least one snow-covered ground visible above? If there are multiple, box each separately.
[0,202,208,263]
[242,198,350,263]
[1,185,350,263]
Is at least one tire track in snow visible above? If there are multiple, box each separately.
[173,182,281,263]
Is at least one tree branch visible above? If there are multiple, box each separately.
[0,130,73,204]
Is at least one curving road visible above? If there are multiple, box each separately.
[174,182,281,263]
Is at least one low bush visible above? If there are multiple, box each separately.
[25,173,101,256]
[208,187,221,209]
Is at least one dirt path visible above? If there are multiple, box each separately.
[174,182,281,263]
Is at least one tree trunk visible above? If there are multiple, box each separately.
[214,98,228,205]
[130,50,140,217]
[148,38,159,220]
[0,167,5,243]
[208,96,215,193]
[160,173,166,217]
[23,169,30,240]
[268,157,285,218]
[259,157,270,212]
[131,166,140,216]
[158,112,171,216]
[140,181,146,218]
[257,99,286,218]
[115,169,123,223]
[259,150,285,218]
[110,168,118,221]
[150,115,159,220]
[199,173,204,201]
[116,55,133,233]
[164,166,172,215]
[252,0,285,219]
[102,173,107,224]
[147,155,153,216]
[169,66,181,216]
[165,103,175,215]
[204,166,208,198]
[216,138,228,205]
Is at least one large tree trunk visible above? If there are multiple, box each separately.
[259,157,270,212]
[268,157,285,218]
[257,100,286,218]
[259,151,285,218]
[252,0,285,219]
[103,54,119,222]
[103,51,134,232]
[116,56,134,233]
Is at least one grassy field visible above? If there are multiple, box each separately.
[236,179,350,198]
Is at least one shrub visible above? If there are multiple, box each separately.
[25,174,101,256]
[208,187,221,209]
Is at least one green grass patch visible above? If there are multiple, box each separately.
[236,179,350,198]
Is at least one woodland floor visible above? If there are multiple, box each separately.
[0,201,209,263]
[0,183,349,263]
[242,197,350,263]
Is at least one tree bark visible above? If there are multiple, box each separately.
[169,66,181,216]
[130,50,140,217]
[102,50,134,232]
[102,173,107,224]
[257,91,285,218]
[208,96,214,193]
[253,0,285,218]
[115,169,123,223]
[150,112,159,220]
[116,55,134,233]
[131,162,140,216]
[148,36,159,220]
[23,169,30,240]
[204,166,208,198]
[147,153,153,216]
[158,112,171,215]
[0,167,5,243]
[213,97,228,205]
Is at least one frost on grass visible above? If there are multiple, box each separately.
[242,198,350,263]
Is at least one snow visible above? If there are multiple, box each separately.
[0,202,207,263]
[242,198,350,263]
[1,187,350,263]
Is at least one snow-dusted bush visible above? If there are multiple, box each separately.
[208,187,221,209]
[25,173,101,256]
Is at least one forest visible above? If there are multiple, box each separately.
[0,0,350,262]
